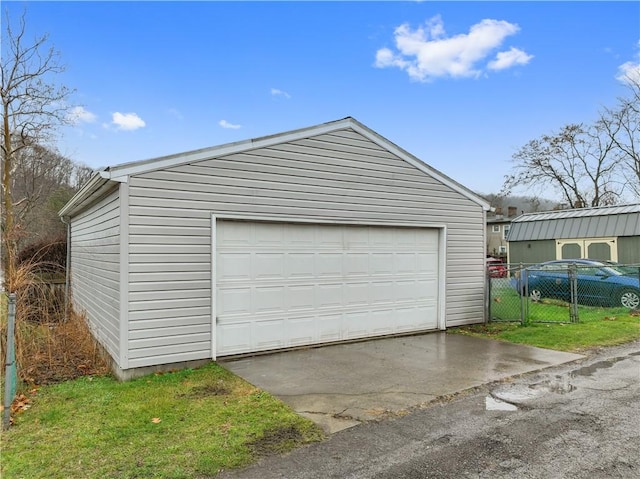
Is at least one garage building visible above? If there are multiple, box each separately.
[60,117,490,379]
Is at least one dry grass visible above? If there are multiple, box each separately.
[1,261,109,386]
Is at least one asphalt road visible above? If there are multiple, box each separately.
[218,340,640,479]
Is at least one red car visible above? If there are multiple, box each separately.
[487,257,507,278]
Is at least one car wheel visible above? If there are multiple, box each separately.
[530,289,542,302]
[618,289,640,309]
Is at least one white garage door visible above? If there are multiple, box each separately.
[214,220,440,357]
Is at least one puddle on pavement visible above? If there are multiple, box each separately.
[531,376,576,394]
[486,355,635,411]
[490,378,574,407]
[494,388,545,403]
[569,358,622,378]
[485,396,518,411]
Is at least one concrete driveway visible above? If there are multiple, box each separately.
[220,332,583,433]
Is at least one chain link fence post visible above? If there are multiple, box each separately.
[568,263,579,323]
[3,293,17,430]
[520,264,528,325]
[486,267,492,324]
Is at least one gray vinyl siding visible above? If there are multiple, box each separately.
[126,128,485,366]
[70,187,121,361]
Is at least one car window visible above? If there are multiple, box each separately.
[578,267,601,276]
[540,263,566,271]
[600,266,622,276]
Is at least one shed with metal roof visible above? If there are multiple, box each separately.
[507,204,640,264]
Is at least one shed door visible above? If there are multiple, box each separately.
[214,221,439,357]
[556,238,617,262]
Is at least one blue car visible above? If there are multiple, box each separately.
[512,259,640,309]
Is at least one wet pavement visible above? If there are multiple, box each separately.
[221,332,583,433]
[218,340,640,479]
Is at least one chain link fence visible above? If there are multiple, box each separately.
[487,261,640,324]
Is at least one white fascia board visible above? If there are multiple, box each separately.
[58,170,129,218]
[58,172,107,217]
[349,121,491,211]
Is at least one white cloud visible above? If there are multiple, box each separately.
[68,106,97,124]
[616,41,640,84]
[488,47,534,70]
[271,88,291,99]
[219,119,242,129]
[112,112,146,131]
[617,61,640,84]
[375,15,531,81]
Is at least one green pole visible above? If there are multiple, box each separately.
[3,293,17,430]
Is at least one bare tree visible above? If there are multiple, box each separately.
[598,77,640,197]
[502,123,622,208]
[1,9,73,291]
[503,79,640,207]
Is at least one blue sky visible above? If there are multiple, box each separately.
[6,1,640,197]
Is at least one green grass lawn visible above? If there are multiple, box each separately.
[3,285,639,479]
[1,363,323,479]
[454,284,640,351]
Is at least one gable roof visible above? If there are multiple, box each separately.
[60,117,490,217]
[508,204,640,241]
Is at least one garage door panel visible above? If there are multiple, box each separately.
[345,282,369,306]
[344,311,369,338]
[395,280,421,301]
[218,322,252,354]
[254,286,285,313]
[219,288,251,315]
[254,253,285,279]
[344,227,369,248]
[287,285,315,310]
[288,253,315,277]
[317,284,343,308]
[371,281,395,304]
[287,224,315,246]
[395,228,418,246]
[216,221,440,356]
[396,306,432,331]
[254,320,285,350]
[319,228,342,247]
[219,253,251,280]
[419,252,438,271]
[369,310,394,335]
[256,223,284,246]
[371,253,394,274]
[318,315,342,342]
[219,222,252,246]
[345,253,369,276]
[395,253,418,273]
[288,317,316,345]
[419,278,438,300]
[371,228,394,246]
[317,254,342,276]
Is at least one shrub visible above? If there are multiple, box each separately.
[1,239,109,385]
